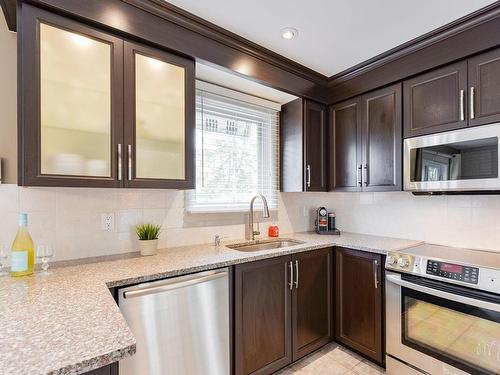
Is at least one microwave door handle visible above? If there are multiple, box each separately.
[386,273,500,312]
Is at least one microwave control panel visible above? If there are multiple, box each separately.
[426,260,479,284]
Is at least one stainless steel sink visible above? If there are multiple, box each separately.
[226,239,304,252]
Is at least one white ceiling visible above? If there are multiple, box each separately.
[167,0,496,77]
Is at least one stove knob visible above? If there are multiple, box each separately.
[387,255,398,265]
[397,257,410,268]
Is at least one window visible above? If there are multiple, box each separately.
[186,88,279,212]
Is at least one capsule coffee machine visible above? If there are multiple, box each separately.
[315,207,340,235]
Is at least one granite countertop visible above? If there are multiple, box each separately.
[0,232,422,375]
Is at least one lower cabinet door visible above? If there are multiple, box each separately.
[335,247,384,365]
[234,256,292,375]
[292,248,333,361]
[83,363,117,375]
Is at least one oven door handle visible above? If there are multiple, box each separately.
[386,273,500,312]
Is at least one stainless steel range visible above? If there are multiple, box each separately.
[385,244,500,375]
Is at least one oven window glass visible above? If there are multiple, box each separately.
[402,287,500,375]
[410,137,498,182]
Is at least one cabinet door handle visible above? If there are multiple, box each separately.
[357,165,362,187]
[470,87,475,120]
[373,260,379,289]
[363,164,369,187]
[117,144,123,181]
[459,89,465,121]
[127,144,133,181]
[306,165,311,188]
[294,260,299,289]
[288,261,294,290]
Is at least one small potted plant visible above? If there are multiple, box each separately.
[135,223,161,256]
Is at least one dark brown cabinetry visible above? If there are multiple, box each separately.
[234,248,333,375]
[19,5,195,188]
[83,363,117,375]
[468,48,500,127]
[329,83,402,192]
[335,247,384,365]
[403,62,468,138]
[404,48,500,138]
[281,98,327,192]
[362,84,402,191]
[329,98,362,191]
[234,255,292,375]
[292,248,333,361]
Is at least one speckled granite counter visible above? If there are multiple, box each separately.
[0,232,422,375]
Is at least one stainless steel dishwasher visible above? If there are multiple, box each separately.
[118,268,229,375]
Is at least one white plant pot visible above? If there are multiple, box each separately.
[139,239,158,256]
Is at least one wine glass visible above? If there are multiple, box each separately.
[36,245,54,274]
[0,245,9,276]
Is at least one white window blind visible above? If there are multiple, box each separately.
[187,89,279,212]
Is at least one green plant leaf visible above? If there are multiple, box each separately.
[135,223,162,240]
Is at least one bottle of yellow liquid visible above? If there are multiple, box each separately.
[10,213,34,277]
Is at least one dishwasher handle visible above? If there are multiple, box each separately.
[123,269,227,299]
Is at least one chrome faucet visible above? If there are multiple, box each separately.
[247,194,270,240]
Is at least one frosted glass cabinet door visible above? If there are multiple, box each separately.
[124,42,195,189]
[19,6,123,187]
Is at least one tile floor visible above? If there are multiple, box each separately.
[276,343,385,375]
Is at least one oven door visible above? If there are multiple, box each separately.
[404,123,500,192]
[386,272,500,375]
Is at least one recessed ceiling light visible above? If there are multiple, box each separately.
[281,27,298,40]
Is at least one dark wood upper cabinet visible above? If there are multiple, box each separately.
[19,5,124,188]
[403,61,468,138]
[335,247,384,365]
[468,48,500,127]
[329,84,402,192]
[18,5,195,188]
[304,100,328,191]
[361,83,402,191]
[123,41,195,189]
[292,248,333,361]
[281,98,327,192]
[234,255,292,375]
[329,98,362,191]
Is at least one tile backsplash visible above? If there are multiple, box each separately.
[281,191,500,252]
[0,185,296,261]
[1,185,499,262]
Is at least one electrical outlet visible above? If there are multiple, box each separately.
[101,213,115,232]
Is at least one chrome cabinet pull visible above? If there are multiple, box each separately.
[470,87,475,120]
[127,144,133,181]
[117,144,123,181]
[459,89,465,121]
[363,164,369,187]
[288,261,294,290]
[357,165,362,187]
[294,260,299,289]
[373,260,379,289]
[306,165,311,188]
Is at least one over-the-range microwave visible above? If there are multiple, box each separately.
[404,123,500,194]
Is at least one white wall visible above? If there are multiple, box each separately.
[1,185,499,262]
[281,191,500,252]
[0,185,298,261]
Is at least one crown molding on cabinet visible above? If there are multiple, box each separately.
[325,1,500,103]
[0,0,16,31]
[4,0,500,104]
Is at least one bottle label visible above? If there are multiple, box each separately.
[11,251,28,272]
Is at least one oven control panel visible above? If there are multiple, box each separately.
[426,260,479,284]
